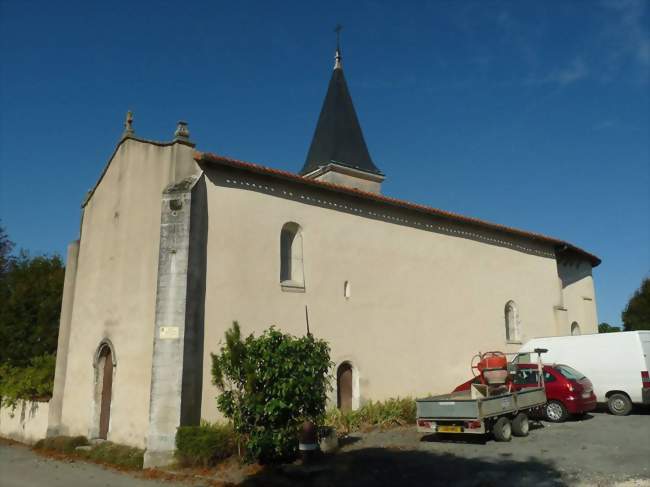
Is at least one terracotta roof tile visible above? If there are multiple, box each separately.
[195,151,601,267]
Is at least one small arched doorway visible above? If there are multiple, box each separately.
[337,362,353,412]
[96,342,114,439]
[571,322,581,336]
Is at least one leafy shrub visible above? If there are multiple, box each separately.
[176,422,236,467]
[77,442,144,469]
[325,397,416,434]
[34,435,89,453]
[0,353,56,409]
[211,322,332,463]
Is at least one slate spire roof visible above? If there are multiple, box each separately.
[301,45,382,176]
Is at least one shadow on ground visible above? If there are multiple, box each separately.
[240,447,566,487]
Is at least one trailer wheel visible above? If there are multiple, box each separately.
[493,417,512,442]
[511,413,529,437]
[607,393,632,416]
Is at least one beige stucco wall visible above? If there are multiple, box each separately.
[1,401,50,444]
[557,260,598,336]
[58,138,198,447]
[198,166,591,419]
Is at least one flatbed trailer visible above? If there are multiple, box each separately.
[416,385,546,441]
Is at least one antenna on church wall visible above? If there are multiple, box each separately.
[305,305,311,336]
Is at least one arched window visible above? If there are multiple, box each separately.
[505,301,520,342]
[571,322,581,336]
[280,222,304,288]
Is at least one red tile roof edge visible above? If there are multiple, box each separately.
[194,151,601,267]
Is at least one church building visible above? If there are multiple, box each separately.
[47,44,600,466]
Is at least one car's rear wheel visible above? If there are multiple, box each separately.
[493,417,512,442]
[511,413,529,437]
[607,393,632,416]
[545,400,568,422]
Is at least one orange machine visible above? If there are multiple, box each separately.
[472,351,512,387]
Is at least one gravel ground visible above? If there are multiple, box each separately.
[242,409,650,487]
[1,409,649,487]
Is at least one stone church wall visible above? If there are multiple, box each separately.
[197,164,591,420]
[0,401,49,444]
[54,138,199,448]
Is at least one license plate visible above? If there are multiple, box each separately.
[438,425,462,433]
[582,391,591,398]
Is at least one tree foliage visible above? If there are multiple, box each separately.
[0,223,14,278]
[598,322,620,333]
[0,251,65,367]
[622,277,650,331]
[0,225,64,405]
[211,322,332,463]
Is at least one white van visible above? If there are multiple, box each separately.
[518,331,650,415]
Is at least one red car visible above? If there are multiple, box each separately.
[453,363,597,422]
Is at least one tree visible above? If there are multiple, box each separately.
[211,322,332,463]
[598,322,620,333]
[622,278,650,331]
[0,222,14,278]
[0,251,65,367]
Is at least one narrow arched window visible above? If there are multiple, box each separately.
[571,322,581,336]
[280,222,304,288]
[505,301,520,342]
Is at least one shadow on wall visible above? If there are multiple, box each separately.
[239,447,566,487]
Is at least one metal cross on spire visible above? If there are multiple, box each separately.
[334,24,343,70]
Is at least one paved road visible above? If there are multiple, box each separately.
[0,443,191,487]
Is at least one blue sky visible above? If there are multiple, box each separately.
[0,0,648,327]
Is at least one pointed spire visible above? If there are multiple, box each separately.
[122,110,134,139]
[301,31,381,177]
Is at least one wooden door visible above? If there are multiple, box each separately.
[98,348,113,439]
[337,363,352,412]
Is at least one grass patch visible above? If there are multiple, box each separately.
[33,436,143,469]
[77,442,144,470]
[325,397,416,434]
[175,421,236,467]
[33,435,88,453]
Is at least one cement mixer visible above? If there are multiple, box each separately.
[471,351,512,389]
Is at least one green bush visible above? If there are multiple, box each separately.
[325,397,416,434]
[0,353,56,409]
[175,422,236,467]
[34,435,89,453]
[77,442,144,470]
[211,322,332,463]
